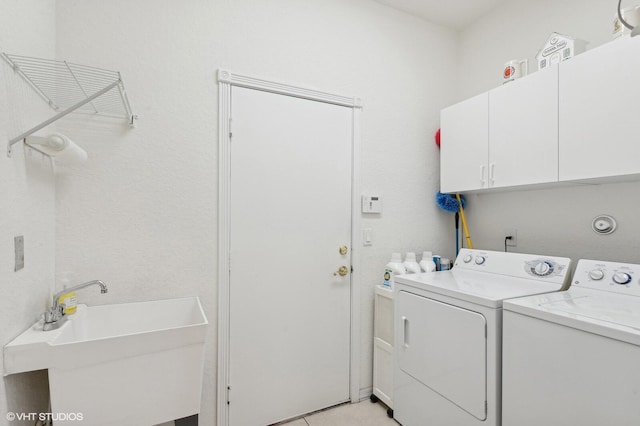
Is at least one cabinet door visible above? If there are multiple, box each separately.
[489,65,559,188]
[559,36,640,181]
[440,93,489,193]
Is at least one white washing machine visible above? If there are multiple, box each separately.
[502,259,640,426]
[393,248,571,426]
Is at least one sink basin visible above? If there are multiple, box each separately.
[4,297,208,425]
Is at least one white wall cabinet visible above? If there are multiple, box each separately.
[489,66,558,189]
[441,66,558,193]
[441,36,640,193]
[441,93,489,192]
[559,36,640,181]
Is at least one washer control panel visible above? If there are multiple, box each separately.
[454,248,571,286]
[573,259,640,295]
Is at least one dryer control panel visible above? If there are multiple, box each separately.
[454,249,572,287]
[573,259,640,295]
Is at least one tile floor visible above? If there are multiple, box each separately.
[157,400,398,426]
[279,400,398,426]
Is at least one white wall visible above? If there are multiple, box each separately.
[457,0,614,99]
[52,0,458,424]
[0,1,57,424]
[455,0,640,264]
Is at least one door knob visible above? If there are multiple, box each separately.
[339,245,348,255]
[333,266,349,277]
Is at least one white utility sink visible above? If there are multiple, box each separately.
[4,297,208,426]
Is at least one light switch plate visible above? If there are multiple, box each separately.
[363,228,373,246]
[14,235,24,271]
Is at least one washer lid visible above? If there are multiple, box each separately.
[395,268,567,309]
[504,288,640,346]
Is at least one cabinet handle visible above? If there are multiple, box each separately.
[480,165,486,186]
[402,316,410,348]
[489,163,496,186]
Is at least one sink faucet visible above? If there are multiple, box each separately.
[43,280,108,331]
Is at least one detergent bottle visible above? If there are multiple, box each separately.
[383,253,406,289]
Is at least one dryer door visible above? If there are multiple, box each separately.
[397,291,487,420]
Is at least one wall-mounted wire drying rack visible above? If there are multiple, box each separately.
[1,52,137,157]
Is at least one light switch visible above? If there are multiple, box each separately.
[362,195,382,214]
[363,228,373,246]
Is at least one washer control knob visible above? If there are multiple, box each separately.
[474,256,486,265]
[463,255,472,263]
[534,262,551,276]
[613,272,632,285]
[588,269,605,281]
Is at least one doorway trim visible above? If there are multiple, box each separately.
[217,69,363,426]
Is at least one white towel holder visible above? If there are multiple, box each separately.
[1,53,137,157]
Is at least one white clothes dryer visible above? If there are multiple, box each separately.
[502,259,640,426]
[393,248,572,426]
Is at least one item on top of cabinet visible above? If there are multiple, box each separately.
[536,32,587,71]
[419,251,437,272]
[503,59,528,83]
[614,2,640,38]
[403,253,421,274]
[383,253,406,289]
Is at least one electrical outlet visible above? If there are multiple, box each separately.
[505,228,517,247]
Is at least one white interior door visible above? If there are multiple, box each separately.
[228,86,352,426]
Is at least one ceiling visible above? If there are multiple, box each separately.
[373,0,509,30]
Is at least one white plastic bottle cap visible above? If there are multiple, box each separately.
[391,252,402,263]
[405,252,417,262]
[421,251,433,260]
